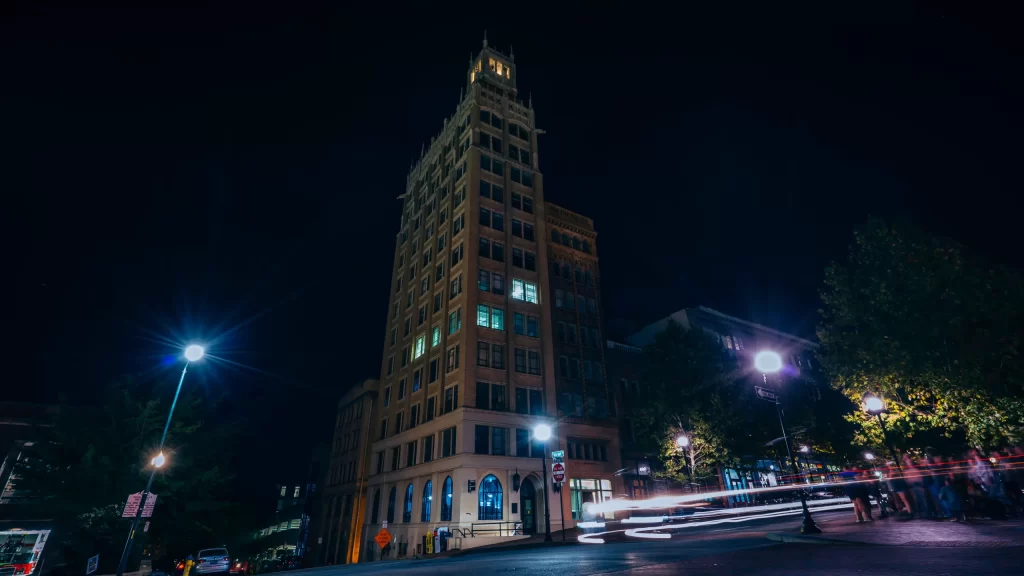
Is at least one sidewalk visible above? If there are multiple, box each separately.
[766,515,1024,547]
[426,529,578,558]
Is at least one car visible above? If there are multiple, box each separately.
[277,556,300,571]
[228,559,248,575]
[194,549,232,575]
[258,558,280,574]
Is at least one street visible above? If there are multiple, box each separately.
[283,510,1024,576]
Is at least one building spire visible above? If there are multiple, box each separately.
[483,30,488,48]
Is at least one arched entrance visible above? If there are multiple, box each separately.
[520,478,537,534]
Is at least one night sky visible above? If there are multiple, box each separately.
[9,4,1022,498]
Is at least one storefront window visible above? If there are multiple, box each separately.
[569,478,613,520]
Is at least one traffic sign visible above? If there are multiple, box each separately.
[87,555,99,575]
[381,520,387,529]
[141,493,157,517]
[755,386,778,403]
[122,493,143,517]
[551,450,565,461]
[551,461,566,483]
[374,528,392,549]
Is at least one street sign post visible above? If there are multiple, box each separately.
[122,493,143,518]
[551,450,565,463]
[374,528,392,549]
[87,555,99,575]
[551,461,566,484]
[141,494,157,518]
[754,386,778,403]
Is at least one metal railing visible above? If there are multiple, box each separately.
[470,521,525,537]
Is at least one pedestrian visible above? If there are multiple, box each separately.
[939,478,965,522]
[924,453,949,518]
[887,460,914,517]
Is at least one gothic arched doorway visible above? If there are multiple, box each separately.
[520,479,537,534]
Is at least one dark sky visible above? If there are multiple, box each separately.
[9,3,1022,496]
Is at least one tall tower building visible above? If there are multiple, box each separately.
[362,38,621,560]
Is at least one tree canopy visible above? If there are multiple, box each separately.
[818,218,1024,450]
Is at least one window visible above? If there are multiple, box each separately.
[476,304,505,330]
[479,208,504,231]
[387,487,396,523]
[528,350,541,375]
[414,335,426,359]
[441,476,453,521]
[384,386,392,407]
[390,328,397,347]
[406,440,418,467]
[432,325,441,347]
[439,207,448,224]
[387,356,394,376]
[481,154,505,177]
[480,238,505,262]
[567,439,609,462]
[530,388,544,416]
[476,381,506,411]
[442,426,457,458]
[477,269,490,292]
[492,427,506,455]
[450,273,463,300]
[380,418,388,440]
[514,313,525,335]
[480,180,504,203]
[511,279,539,303]
[509,122,528,140]
[492,343,505,369]
[421,480,433,522]
[436,262,445,283]
[515,346,527,373]
[410,403,420,427]
[492,272,505,295]
[398,378,406,400]
[433,291,442,314]
[512,247,522,268]
[512,219,535,241]
[437,233,446,252]
[426,396,436,422]
[448,308,462,335]
[450,241,464,266]
[475,425,489,454]
[516,428,529,455]
[395,411,404,433]
[527,316,538,337]
[446,344,460,373]
[429,357,439,383]
[478,475,503,520]
[588,297,597,314]
[477,340,490,367]
[443,380,460,412]
[403,484,413,522]
[371,490,381,524]
[512,249,536,271]
[423,434,434,463]
[511,193,534,213]
[454,186,466,207]
[391,447,400,471]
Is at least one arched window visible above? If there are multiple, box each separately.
[572,236,581,250]
[371,489,381,524]
[387,487,396,523]
[561,233,570,247]
[478,474,503,520]
[421,480,433,522]
[403,483,414,522]
[582,240,591,254]
[551,229,560,243]
[441,476,453,521]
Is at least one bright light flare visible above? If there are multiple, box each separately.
[533,424,552,442]
[676,435,690,448]
[184,344,205,362]
[863,395,884,414]
[151,452,166,468]
[754,351,783,373]
[865,453,875,460]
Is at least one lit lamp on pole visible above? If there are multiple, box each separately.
[533,424,553,542]
[676,434,694,490]
[755,350,820,534]
[117,344,205,576]
[863,393,901,472]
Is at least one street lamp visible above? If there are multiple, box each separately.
[116,344,205,576]
[756,350,820,534]
[862,393,900,471]
[864,452,875,461]
[533,424,553,542]
[799,445,810,454]
[676,434,694,491]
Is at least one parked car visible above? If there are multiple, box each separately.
[257,558,280,574]
[277,556,300,571]
[228,559,248,575]
[194,549,232,575]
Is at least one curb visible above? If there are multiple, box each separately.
[431,539,578,559]
[765,532,858,545]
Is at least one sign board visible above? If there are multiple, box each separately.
[143,521,150,533]
[142,493,157,517]
[374,528,392,549]
[551,450,565,462]
[425,532,433,554]
[87,555,99,575]
[381,520,387,529]
[122,493,143,517]
[754,386,778,403]
[551,461,566,484]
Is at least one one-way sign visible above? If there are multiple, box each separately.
[754,386,778,402]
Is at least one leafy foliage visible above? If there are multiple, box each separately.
[818,218,1024,450]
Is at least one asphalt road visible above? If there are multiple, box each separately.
[284,511,1021,576]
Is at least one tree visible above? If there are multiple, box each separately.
[818,218,1024,450]
[21,375,238,573]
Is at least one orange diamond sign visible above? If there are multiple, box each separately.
[374,528,392,549]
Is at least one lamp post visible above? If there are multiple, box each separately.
[116,344,205,576]
[676,434,693,491]
[863,394,901,473]
[755,350,821,534]
[533,424,553,542]
[864,452,889,518]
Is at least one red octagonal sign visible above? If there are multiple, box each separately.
[552,462,566,483]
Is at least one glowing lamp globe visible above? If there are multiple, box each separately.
[754,351,783,374]
[863,395,885,414]
[184,345,205,362]
[676,435,690,448]
[533,424,552,442]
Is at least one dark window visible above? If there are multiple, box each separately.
[406,440,417,467]
[421,480,433,522]
[492,242,505,262]
[514,312,525,335]
[403,484,413,522]
[478,474,503,520]
[441,476,453,521]
[528,351,541,375]
[424,435,434,463]
[492,272,505,295]
[515,387,528,414]
[492,383,506,411]
[444,384,459,413]
[426,396,436,422]
[525,252,536,271]
[492,427,506,455]
[477,340,490,367]
[376,451,385,474]
[492,344,505,369]
[478,269,490,291]
[371,490,381,524]
[527,316,539,337]
[515,348,527,373]
[475,425,490,454]
[429,358,439,382]
[516,428,529,456]
[529,389,543,416]
[476,381,490,409]
[387,487,396,523]
[442,426,457,458]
